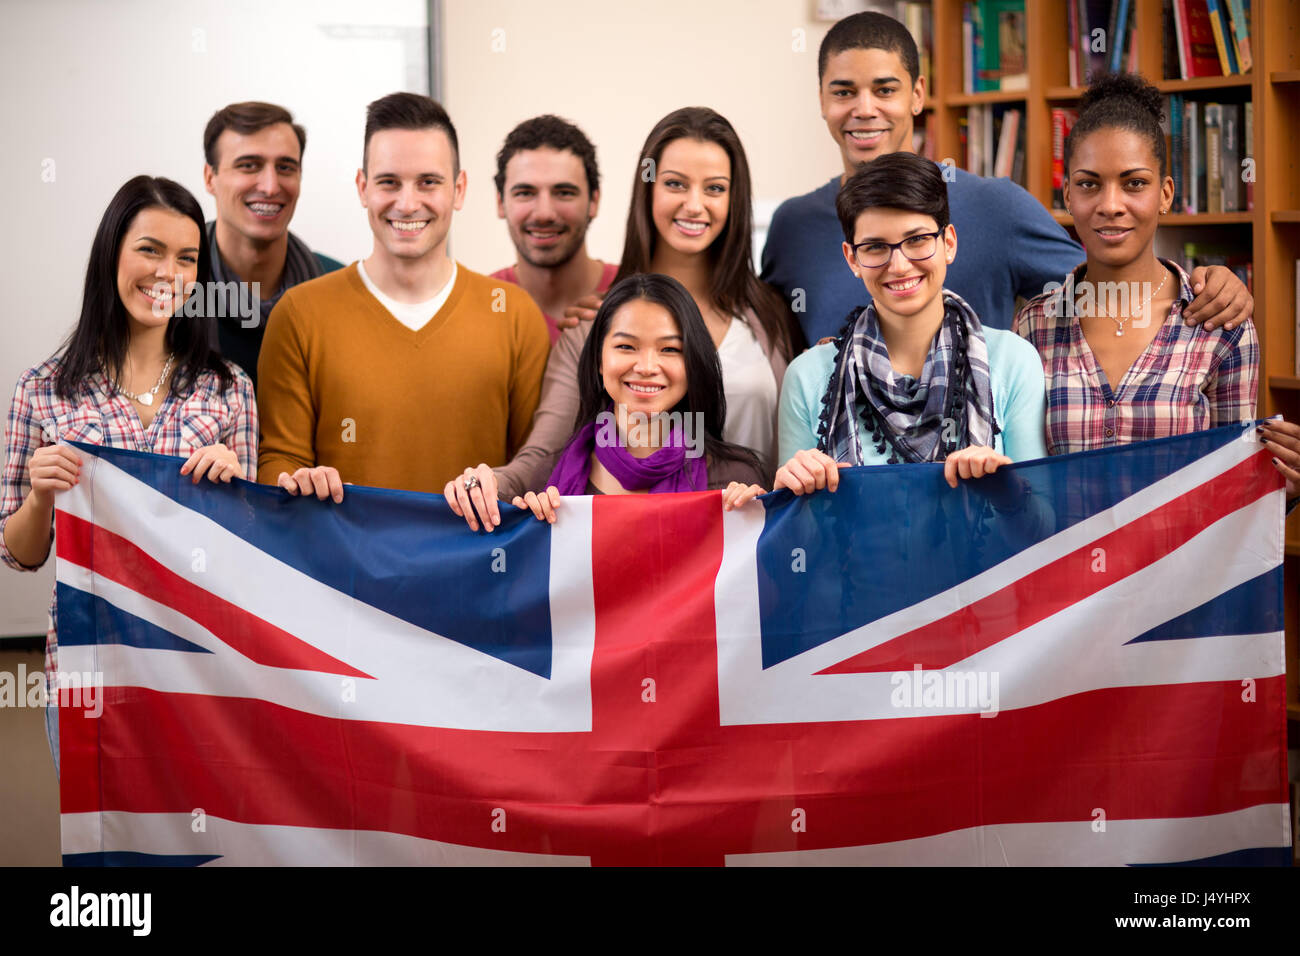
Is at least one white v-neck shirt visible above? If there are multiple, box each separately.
[357,259,458,331]
[717,316,777,464]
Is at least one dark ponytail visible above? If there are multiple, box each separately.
[1065,72,1167,176]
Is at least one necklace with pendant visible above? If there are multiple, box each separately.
[116,354,174,407]
[1110,268,1169,337]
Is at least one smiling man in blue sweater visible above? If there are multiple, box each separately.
[761,11,1252,345]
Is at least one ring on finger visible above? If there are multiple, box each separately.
[463,474,480,492]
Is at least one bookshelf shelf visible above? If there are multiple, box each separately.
[1269,377,1300,391]
[1154,75,1254,94]
[1271,211,1300,223]
[1041,79,1252,99]
[1052,212,1252,226]
[1271,71,1300,85]
[946,90,1029,106]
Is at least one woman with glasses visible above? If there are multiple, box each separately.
[724,151,1046,507]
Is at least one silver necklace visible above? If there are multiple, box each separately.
[1110,269,1169,337]
[116,354,174,407]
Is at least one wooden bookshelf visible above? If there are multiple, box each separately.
[926,0,1300,721]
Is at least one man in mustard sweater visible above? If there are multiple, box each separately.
[256,92,550,500]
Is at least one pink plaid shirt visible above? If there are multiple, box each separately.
[1015,259,1259,456]
[0,356,257,680]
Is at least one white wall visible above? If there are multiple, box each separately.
[0,0,846,635]
[443,0,843,272]
[0,0,428,636]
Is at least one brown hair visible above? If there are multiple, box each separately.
[203,102,306,167]
[614,107,794,361]
[363,91,459,174]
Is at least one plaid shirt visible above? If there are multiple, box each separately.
[1015,259,1258,456]
[1,356,257,681]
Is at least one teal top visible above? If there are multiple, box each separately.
[778,327,1049,465]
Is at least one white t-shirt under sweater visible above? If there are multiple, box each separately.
[357,259,458,331]
[717,316,777,464]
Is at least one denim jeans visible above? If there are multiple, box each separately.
[45,702,59,779]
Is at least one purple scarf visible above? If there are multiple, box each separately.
[548,415,707,494]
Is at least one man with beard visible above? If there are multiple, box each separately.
[477,116,619,502]
[489,115,616,343]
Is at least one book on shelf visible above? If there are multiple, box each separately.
[963,0,1027,93]
[1227,0,1253,72]
[1169,0,1251,77]
[1205,103,1222,213]
[1185,99,1201,213]
[1168,96,1248,215]
[1206,0,1238,74]
[1068,0,1140,86]
[1169,94,1184,212]
[1220,104,1241,212]
[1244,102,1254,211]
[1051,107,1078,210]
[964,105,1025,186]
[994,108,1020,179]
[898,2,934,95]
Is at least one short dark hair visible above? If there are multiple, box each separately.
[204,102,306,167]
[1066,71,1167,177]
[818,11,920,84]
[494,115,600,197]
[835,151,949,242]
[363,92,460,174]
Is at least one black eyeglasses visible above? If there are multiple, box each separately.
[850,230,944,269]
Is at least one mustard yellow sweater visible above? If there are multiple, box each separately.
[256,262,549,493]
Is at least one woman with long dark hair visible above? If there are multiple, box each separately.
[450,274,762,526]
[1,175,257,770]
[614,107,795,464]
[447,107,798,528]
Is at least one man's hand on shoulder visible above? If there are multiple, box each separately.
[1184,265,1252,331]
[556,293,603,330]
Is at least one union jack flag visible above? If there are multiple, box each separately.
[55,425,1291,865]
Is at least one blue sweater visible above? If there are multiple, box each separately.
[778,326,1048,465]
[761,166,1084,344]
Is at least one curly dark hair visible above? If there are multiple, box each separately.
[494,115,600,197]
[1065,71,1167,176]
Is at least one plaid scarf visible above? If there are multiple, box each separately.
[206,220,326,327]
[816,290,998,465]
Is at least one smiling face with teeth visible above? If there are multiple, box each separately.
[498,147,598,268]
[115,206,201,331]
[820,47,924,179]
[649,138,731,262]
[357,127,466,265]
[842,206,955,330]
[599,298,688,428]
[203,123,303,246]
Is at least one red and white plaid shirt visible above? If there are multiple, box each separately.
[1015,259,1258,456]
[0,356,257,680]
